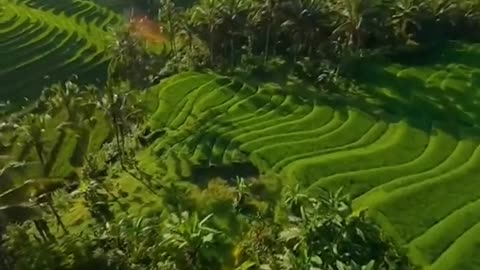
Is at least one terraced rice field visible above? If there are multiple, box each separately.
[0,0,122,103]
[145,44,480,270]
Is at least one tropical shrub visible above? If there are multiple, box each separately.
[2,184,411,270]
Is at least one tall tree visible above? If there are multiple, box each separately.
[331,0,380,52]
[159,0,180,55]
[279,0,327,60]
[217,0,252,67]
[248,0,279,62]
[190,0,223,64]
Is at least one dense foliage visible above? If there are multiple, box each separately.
[106,0,480,94]
[2,0,480,269]
[0,69,412,270]
[150,0,480,70]
[2,178,411,270]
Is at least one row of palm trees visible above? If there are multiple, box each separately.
[150,0,480,68]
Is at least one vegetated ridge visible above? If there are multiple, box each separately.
[144,43,480,269]
[0,0,121,104]
[1,0,480,269]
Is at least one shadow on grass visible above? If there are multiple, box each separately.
[191,162,259,187]
[150,44,480,184]
[343,42,480,139]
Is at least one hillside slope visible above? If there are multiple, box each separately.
[0,0,122,104]
[143,43,480,270]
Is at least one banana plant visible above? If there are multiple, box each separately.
[160,211,222,269]
[233,176,251,211]
[283,184,308,218]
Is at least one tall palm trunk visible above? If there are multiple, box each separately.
[230,36,235,68]
[209,27,215,64]
[188,32,194,54]
[168,20,177,55]
[264,24,271,63]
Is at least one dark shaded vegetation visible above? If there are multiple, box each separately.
[3,178,413,270]
[192,162,259,186]
[2,0,480,269]
[0,66,413,270]
[147,0,480,72]
[106,0,480,135]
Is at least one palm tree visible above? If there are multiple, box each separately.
[159,0,180,55]
[178,10,197,55]
[279,0,327,60]
[331,0,380,52]
[248,0,279,62]
[217,0,252,67]
[190,0,223,64]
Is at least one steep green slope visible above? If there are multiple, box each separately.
[13,0,122,29]
[143,43,480,270]
[352,42,480,129]
[0,0,122,104]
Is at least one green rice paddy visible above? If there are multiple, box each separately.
[3,0,480,267]
[145,43,480,269]
[0,0,121,103]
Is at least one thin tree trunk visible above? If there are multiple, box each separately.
[47,199,68,235]
[230,36,235,68]
[189,32,194,54]
[170,24,177,55]
[209,28,214,64]
[35,144,45,166]
[33,219,54,242]
[264,24,271,63]
[113,117,125,168]
[307,34,313,57]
